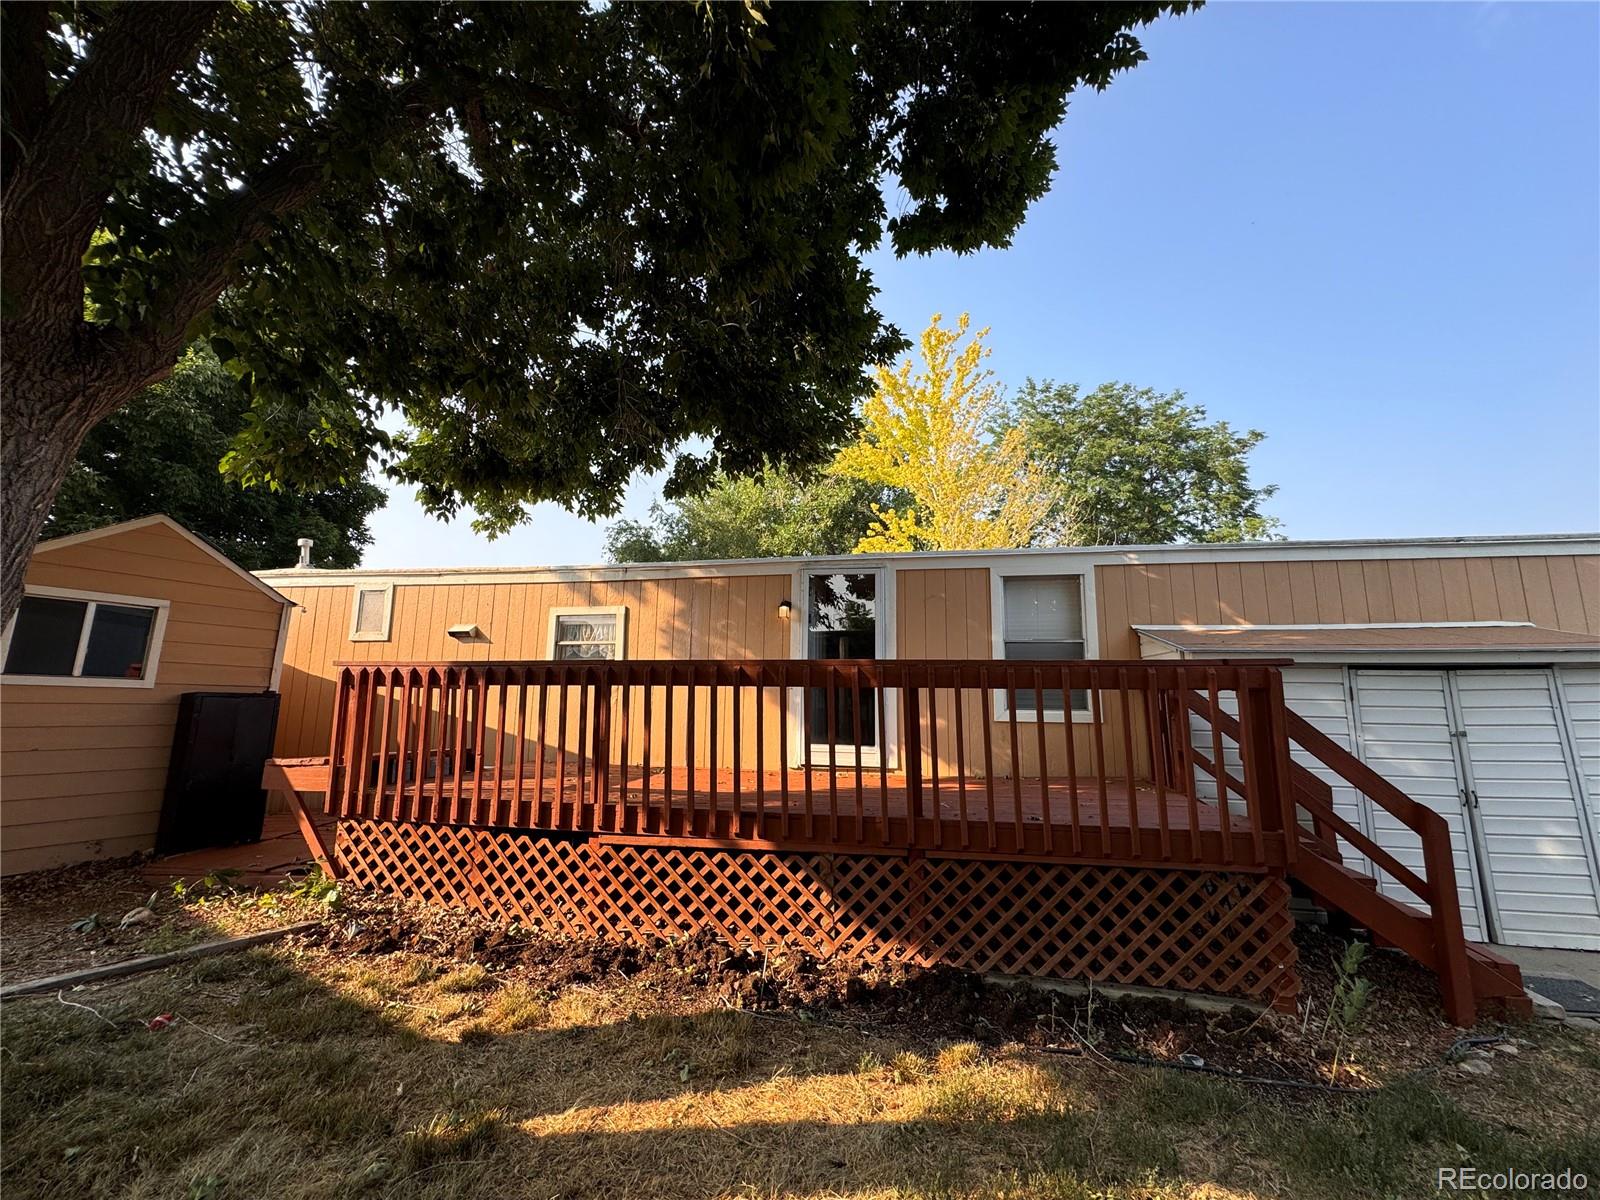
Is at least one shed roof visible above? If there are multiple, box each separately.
[1134,622,1599,658]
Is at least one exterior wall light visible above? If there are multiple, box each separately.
[777,600,792,621]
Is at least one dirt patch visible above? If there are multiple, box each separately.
[304,891,1484,1087]
[0,856,329,984]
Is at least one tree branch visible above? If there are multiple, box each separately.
[1,2,223,338]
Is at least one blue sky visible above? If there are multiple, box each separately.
[358,1,1600,570]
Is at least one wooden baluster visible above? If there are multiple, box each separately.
[876,669,890,847]
[779,665,791,838]
[592,669,611,828]
[1176,669,1200,862]
[489,672,508,825]
[554,667,570,829]
[390,670,412,821]
[411,670,432,823]
[1061,665,1082,855]
[825,665,839,842]
[640,668,655,834]
[1118,668,1139,859]
[471,668,489,824]
[980,666,997,851]
[708,666,720,835]
[1091,667,1110,842]
[1034,667,1052,854]
[1005,668,1024,846]
[350,669,373,820]
[372,670,396,821]
[730,666,742,837]
[903,675,924,848]
[576,670,590,824]
[618,670,633,833]
[446,668,466,823]
[926,670,941,848]
[852,666,865,843]
[1144,679,1170,860]
[753,667,765,840]
[1207,671,1233,864]
[685,669,699,835]
[803,664,816,840]
[954,667,970,850]
[663,665,676,834]
[1236,675,1270,865]
[1267,669,1297,866]
[512,674,529,827]
[532,675,549,828]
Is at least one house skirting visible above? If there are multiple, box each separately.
[334,819,1299,1009]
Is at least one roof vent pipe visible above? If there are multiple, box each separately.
[296,537,314,568]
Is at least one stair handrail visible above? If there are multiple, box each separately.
[1182,687,1475,1024]
[1277,707,1474,1024]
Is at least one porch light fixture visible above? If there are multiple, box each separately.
[777,600,792,621]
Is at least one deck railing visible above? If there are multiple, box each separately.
[324,659,1297,869]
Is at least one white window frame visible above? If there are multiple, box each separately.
[990,567,1098,723]
[545,605,629,660]
[0,584,171,689]
[348,582,395,642]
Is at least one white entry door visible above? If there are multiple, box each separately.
[1353,668,1600,950]
[795,570,886,768]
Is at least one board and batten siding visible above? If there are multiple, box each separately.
[1,521,288,875]
[1093,554,1600,657]
[272,574,792,765]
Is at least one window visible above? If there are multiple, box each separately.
[1,589,167,687]
[547,607,627,660]
[1000,575,1087,718]
[348,583,394,641]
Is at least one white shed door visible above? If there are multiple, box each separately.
[1557,667,1600,829]
[1452,671,1600,950]
[1351,671,1487,941]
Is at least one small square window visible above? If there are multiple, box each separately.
[349,584,394,641]
[548,608,626,660]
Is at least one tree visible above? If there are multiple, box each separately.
[1,0,1191,624]
[1012,381,1281,545]
[834,313,1060,551]
[606,470,899,562]
[46,347,387,570]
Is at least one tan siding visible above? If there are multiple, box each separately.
[2,522,284,873]
[1094,554,1600,649]
[271,574,792,764]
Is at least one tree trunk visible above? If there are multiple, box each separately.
[0,327,176,629]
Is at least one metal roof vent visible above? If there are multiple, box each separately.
[296,537,314,568]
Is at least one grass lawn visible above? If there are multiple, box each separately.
[2,881,1598,1199]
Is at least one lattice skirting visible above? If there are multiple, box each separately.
[335,820,1299,1008]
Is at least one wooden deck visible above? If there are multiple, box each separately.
[142,812,335,887]
[339,763,1278,866]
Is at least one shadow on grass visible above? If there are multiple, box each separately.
[2,938,1598,1200]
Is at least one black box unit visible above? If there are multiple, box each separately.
[156,691,281,855]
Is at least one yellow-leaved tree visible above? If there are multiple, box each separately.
[833,313,1062,552]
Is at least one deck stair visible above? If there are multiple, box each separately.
[1185,691,1528,1022]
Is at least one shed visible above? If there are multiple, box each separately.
[0,515,292,874]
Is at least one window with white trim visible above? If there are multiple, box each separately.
[1000,575,1087,717]
[547,607,627,660]
[348,583,394,641]
[2,590,164,684]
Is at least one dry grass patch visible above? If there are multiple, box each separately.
[2,929,1598,1200]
